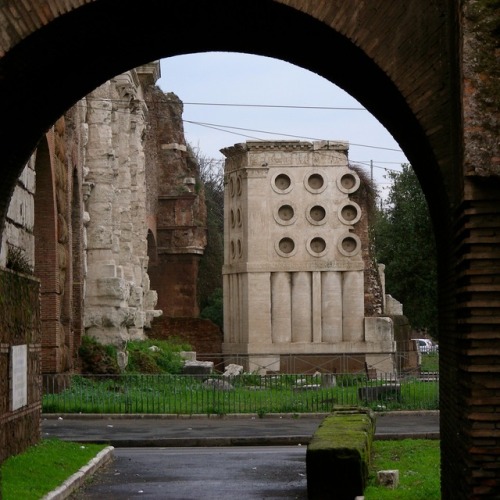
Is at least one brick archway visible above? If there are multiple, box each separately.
[33,134,67,374]
[0,2,498,498]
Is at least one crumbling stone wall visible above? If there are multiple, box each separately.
[348,165,384,317]
[82,66,163,352]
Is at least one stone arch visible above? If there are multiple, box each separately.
[0,1,456,232]
[0,2,498,498]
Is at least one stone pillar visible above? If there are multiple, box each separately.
[312,271,322,343]
[342,271,365,342]
[271,272,292,343]
[291,271,312,343]
[321,271,343,343]
[246,272,272,344]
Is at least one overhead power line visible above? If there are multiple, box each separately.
[185,120,403,153]
[181,102,366,111]
[84,97,366,111]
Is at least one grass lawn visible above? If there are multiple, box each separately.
[2,437,439,499]
[42,373,439,414]
[365,439,440,499]
[420,352,439,372]
[1,439,108,500]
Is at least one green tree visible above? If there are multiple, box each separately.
[374,164,438,338]
[199,287,223,329]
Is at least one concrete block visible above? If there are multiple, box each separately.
[377,469,399,489]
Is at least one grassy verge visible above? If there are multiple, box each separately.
[1,439,108,500]
[365,439,440,499]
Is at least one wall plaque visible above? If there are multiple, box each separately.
[11,344,27,411]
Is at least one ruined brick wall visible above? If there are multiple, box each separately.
[149,316,222,357]
[0,269,41,464]
[348,164,384,317]
[144,88,207,318]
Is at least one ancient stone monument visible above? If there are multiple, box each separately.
[221,140,396,375]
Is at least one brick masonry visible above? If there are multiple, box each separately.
[0,269,41,463]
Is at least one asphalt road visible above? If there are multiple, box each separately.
[45,411,439,499]
[68,446,309,500]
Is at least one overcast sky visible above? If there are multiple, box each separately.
[157,52,409,199]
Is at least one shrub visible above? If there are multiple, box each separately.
[125,338,191,374]
[6,245,33,274]
[78,336,120,375]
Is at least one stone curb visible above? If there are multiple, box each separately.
[43,409,439,420]
[41,446,114,500]
[43,412,330,420]
[89,436,313,448]
[72,432,439,449]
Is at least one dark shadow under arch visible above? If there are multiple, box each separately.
[0,0,448,242]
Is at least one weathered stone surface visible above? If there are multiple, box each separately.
[223,363,244,377]
[222,140,396,375]
[183,360,214,375]
[203,378,234,391]
[83,66,165,347]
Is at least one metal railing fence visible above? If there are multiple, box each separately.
[42,371,439,415]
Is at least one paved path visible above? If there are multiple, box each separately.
[67,446,310,499]
[42,411,439,499]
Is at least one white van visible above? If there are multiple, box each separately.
[412,338,435,354]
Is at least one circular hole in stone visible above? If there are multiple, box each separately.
[236,176,242,195]
[309,205,326,221]
[229,177,235,196]
[341,204,358,222]
[278,237,295,254]
[237,239,242,257]
[310,237,326,253]
[275,174,291,190]
[278,204,294,221]
[230,210,235,227]
[237,208,242,226]
[341,236,357,253]
[230,240,236,258]
[340,173,356,190]
[308,173,324,190]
